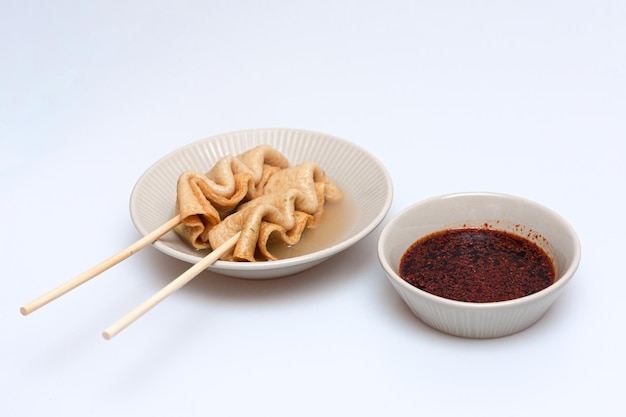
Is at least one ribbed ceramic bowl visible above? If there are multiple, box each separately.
[130,128,393,279]
[377,192,581,338]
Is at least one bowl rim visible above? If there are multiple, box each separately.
[130,127,394,272]
[377,191,582,309]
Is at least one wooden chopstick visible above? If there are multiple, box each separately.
[102,231,241,340]
[20,215,182,316]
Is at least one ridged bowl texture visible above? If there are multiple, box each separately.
[377,192,581,338]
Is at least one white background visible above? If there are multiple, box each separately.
[2,1,625,416]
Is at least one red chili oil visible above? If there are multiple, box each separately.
[399,228,555,303]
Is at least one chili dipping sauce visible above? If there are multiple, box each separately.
[399,228,555,303]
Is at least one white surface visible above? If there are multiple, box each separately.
[2,1,624,416]
[130,128,392,278]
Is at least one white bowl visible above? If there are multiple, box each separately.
[130,128,393,279]
[377,192,581,338]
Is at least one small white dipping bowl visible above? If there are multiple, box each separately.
[131,128,393,279]
[377,192,581,338]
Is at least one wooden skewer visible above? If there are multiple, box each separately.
[102,231,241,340]
[20,215,182,316]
